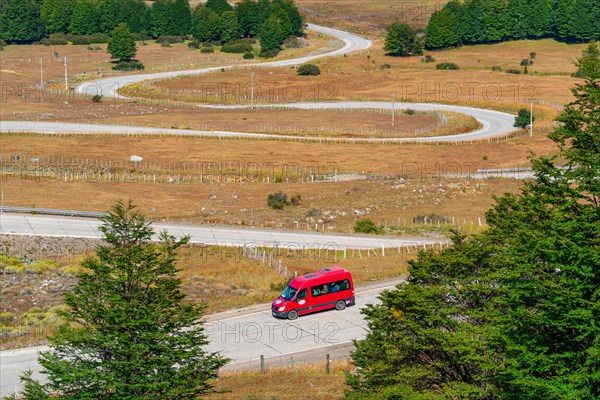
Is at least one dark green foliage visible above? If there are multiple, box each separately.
[205,0,232,14]
[200,46,214,53]
[70,33,109,44]
[221,40,253,53]
[346,47,600,399]
[514,108,532,128]
[191,5,220,42]
[267,191,288,209]
[112,60,144,70]
[187,39,200,49]
[40,33,69,45]
[384,22,422,57]
[0,0,46,44]
[219,10,240,44]
[283,35,301,48]
[151,0,190,37]
[107,22,137,61]
[435,62,459,70]
[21,201,227,399]
[573,41,600,79]
[505,68,521,74]
[425,0,598,49]
[91,94,102,102]
[0,39,6,50]
[259,14,284,53]
[420,54,435,63]
[69,0,99,35]
[41,0,75,34]
[259,48,279,58]
[97,0,149,34]
[297,63,320,76]
[354,219,381,234]
[243,52,254,59]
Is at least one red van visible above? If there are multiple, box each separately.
[272,267,355,320]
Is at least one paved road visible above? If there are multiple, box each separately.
[0,213,435,250]
[0,23,516,143]
[75,24,373,99]
[0,282,398,396]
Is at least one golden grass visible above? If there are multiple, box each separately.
[207,361,349,400]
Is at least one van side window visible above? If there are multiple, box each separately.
[339,279,350,291]
[311,284,329,297]
[297,289,307,299]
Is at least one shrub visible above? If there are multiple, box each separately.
[520,58,533,66]
[89,33,109,44]
[505,68,521,74]
[435,62,459,70]
[405,108,416,115]
[259,48,280,58]
[200,47,214,53]
[267,191,288,210]
[157,35,184,44]
[133,32,150,41]
[380,63,391,69]
[160,42,172,47]
[290,195,301,205]
[283,36,302,48]
[243,52,254,59]
[112,61,145,71]
[202,42,213,48]
[91,94,102,103]
[221,42,253,53]
[354,219,381,234]
[241,37,256,44]
[210,40,222,47]
[86,45,101,51]
[297,63,321,76]
[420,54,435,63]
[70,35,90,45]
[40,33,69,46]
[412,214,449,224]
[491,65,502,71]
[529,51,536,59]
[0,39,6,51]
[514,108,533,128]
[187,40,201,49]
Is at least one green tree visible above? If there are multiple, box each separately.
[274,0,303,36]
[192,4,220,42]
[425,6,461,49]
[259,14,284,53]
[0,0,46,43]
[22,202,227,399]
[205,0,231,14]
[481,0,507,42]
[514,108,533,128]
[384,22,422,56]
[172,0,192,35]
[41,0,75,34]
[69,0,99,35]
[574,41,600,79]
[235,0,261,37]
[107,22,137,61]
[346,46,600,399]
[219,10,240,43]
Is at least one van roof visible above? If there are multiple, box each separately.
[291,266,350,286]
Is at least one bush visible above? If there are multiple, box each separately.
[259,48,280,58]
[86,45,101,51]
[40,33,69,46]
[0,39,6,51]
[89,33,110,44]
[202,42,213,48]
[405,108,416,115]
[520,58,533,66]
[210,40,222,47]
[132,32,150,41]
[380,63,391,69]
[243,52,254,59]
[421,54,435,63]
[160,42,172,47]
[283,36,302,48]
[267,192,288,210]
[70,35,90,45]
[221,42,253,53]
[491,65,502,71]
[435,62,459,70]
[505,68,521,74]
[241,37,257,44]
[412,214,449,224]
[529,51,536,59]
[200,47,214,53]
[354,219,381,234]
[156,35,184,45]
[290,195,301,206]
[297,63,321,76]
[91,95,102,103]
[187,40,201,49]
[112,61,145,71]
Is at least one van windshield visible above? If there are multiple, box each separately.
[280,285,298,301]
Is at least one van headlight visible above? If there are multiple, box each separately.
[278,306,286,312]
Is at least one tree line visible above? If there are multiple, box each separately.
[0,0,303,53]
[346,44,600,399]
[425,0,600,49]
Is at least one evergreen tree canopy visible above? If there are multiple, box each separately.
[219,10,241,43]
[0,0,46,43]
[41,0,75,34]
[384,22,422,57]
[21,201,227,399]
[346,46,600,399]
[69,0,99,35]
[107,22,137,61]
[259,13,284,52]
[205,0,232,14]
[192,4,220,42]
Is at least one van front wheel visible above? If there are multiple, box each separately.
[335,300,346,311]
[288,310,298,320]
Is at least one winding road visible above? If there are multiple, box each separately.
[0,23,516,143]
[0,23,518,395]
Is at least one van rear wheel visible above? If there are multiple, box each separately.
[335,300,346,311]
[288,310,298,320]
